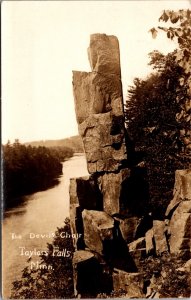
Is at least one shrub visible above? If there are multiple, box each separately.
[139,253,191,298]
[11,218,75,299]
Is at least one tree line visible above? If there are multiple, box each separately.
[3,140,74,209]
[125,9,191,218]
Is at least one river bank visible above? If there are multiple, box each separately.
[2,154,88,298]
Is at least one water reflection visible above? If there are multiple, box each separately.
[4,178,60,214]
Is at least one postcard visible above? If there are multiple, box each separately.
[1,1,191,299]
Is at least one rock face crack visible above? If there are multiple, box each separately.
[91,70,122,81]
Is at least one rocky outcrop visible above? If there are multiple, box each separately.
[114,216,141,243]
[153,220,168,255]
[97,169,130,215]
[70,33,154,297]
[141,170,191,259]
[128,237,146,252]
[166,170,191,218]
[169,206,191,257]
[88,33,121,76]
[70,176,102,210]
[165,170,191,258]
[69,176,103,249]
[82,209,114,255]
[73,250,102,298]
[73,34,127,174]
[70,32,191,298]
[112,269,145,298]
[71,33,147,297]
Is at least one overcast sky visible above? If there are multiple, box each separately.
[2,0,190,143]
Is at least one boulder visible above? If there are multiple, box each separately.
[175,169,191,200]
[88,33,121,76]
[82,210,114,255]
[128,237,146,252]
[73,72,124,124]
[116,215,152,243]
[97,166,150,216]
[166,171,191,258]
[119,167,150,216]
[77,112,126,173]
[73,250,102,298]
[169,207,191,257]
[115,216,142,243]
[166,169,191,218]
[82,210,137,272]
[153,220,168,255]
[112,269,145,298]
[69,176,102,249]
[97,168,130,215]
[69,176,102,210]
[89,253,113,294]
[73,250,94,264]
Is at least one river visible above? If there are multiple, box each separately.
[2,154,89,298]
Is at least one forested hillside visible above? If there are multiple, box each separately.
[125,9,191,218]
[3,140,74,209]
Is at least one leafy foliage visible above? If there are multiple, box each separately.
[125,51,190,217]
[11,218,75,299]
[139,253,191,298]
[3,140,74,209]
[150,9,191,154]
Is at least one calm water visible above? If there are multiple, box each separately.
[2,155,88,298]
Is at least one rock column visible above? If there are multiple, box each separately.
[70,34,147,298]
[68,33,191,298]
[73,34,127,174]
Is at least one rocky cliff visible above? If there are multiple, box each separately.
[70,34,191,298]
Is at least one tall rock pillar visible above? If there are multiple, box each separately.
[73,34,127,174]
[70,34,146,298]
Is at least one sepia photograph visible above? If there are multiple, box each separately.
[1,0,191,298]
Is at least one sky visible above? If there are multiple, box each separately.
[2,0,191,143]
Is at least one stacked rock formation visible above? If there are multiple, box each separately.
[142,169,191,261]
[70,34,191,298]
[70,34,150,298]
[73,34,127,174]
